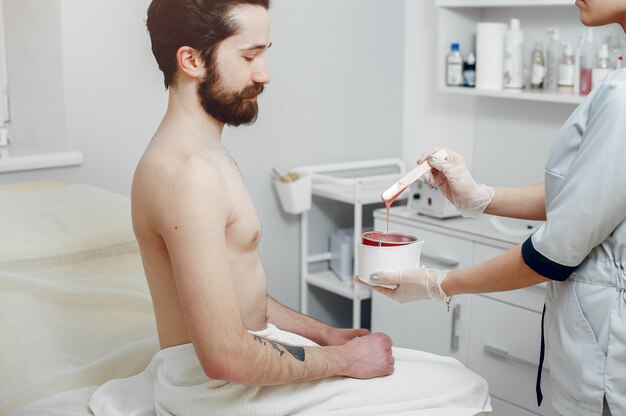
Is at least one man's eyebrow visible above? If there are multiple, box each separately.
[240,42,272,51]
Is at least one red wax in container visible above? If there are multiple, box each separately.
[362,231,417,247]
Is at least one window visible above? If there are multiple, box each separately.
[0,0,10,147]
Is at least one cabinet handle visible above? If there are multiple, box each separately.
[483,345,541,370]
[421,254,460,268]
[450,304,461,351]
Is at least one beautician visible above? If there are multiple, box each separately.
[361,1,626,415]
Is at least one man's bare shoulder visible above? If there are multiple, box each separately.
[132,140,232,234]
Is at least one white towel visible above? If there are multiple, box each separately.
[90,324,491,416]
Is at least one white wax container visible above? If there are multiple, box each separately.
[357,240,424,289]
[476,22,508,90]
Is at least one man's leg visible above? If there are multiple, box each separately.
[155,343,490,415]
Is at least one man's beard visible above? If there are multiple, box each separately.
[197,63,264,127]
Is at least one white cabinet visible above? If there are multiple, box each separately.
[372,218,473,363]
[371,207,557,415]
[435,0,614,105]
[469,295,557,416]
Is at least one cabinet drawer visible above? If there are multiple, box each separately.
[372,291,469,364]
[468,296,558,416]
[490,396,541,416]
[474,243,546,314]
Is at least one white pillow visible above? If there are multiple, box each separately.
[0,183,136,262]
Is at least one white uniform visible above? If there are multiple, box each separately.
[522,68,626,415]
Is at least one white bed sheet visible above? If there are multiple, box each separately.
[0,183,158,415]
[8,387,97,416]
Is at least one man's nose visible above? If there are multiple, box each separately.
[252,62,271,84]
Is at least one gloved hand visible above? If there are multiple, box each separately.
[366,267,450,304]
[419,148,494,218]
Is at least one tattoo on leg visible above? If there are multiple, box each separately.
[252,335,305,361]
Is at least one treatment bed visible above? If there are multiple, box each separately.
[0,182,490,416]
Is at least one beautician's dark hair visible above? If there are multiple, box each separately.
[146,0,271,89]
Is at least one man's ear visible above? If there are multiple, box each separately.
[176,46,205,79]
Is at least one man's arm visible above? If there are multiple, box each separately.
[151,158,392,385]
[485,183,546,221]
[266,296,369,346]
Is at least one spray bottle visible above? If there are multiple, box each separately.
[530,43,545,90]
[545,28,561,92]
[592,44,614,89]
[579,28,595,96]
[558,42,575,93]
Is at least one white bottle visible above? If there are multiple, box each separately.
[446,42,464,87]
[503,18,524,89]
[463,52,476,87]
[592,44,614,90]
[545,29,561,92]
[574,35,582,94]
[558,42,575,92]
[579,28,595,96]
[606,26,625,70]
[530,43,545,90]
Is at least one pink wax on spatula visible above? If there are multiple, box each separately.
[381,149,448,232]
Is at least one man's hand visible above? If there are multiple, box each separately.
[323,327,370,346]
[339,332,394,379]
[356,267,449,304]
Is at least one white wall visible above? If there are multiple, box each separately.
[0,1,9,125]
[230,0,406,317]
[403,0,476,175]
[58,0,166,193]
[2,0,68,152]
[0,0,406,318]
[0,0,164,187]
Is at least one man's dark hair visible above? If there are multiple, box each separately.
[146,0,270,89]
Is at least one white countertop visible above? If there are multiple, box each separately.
[374,207,542,247]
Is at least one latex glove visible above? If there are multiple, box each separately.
[367,267,450,304]
[419,148,494,218]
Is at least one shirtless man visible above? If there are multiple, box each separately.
[116,1,490,414]
[133,0,392,385]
